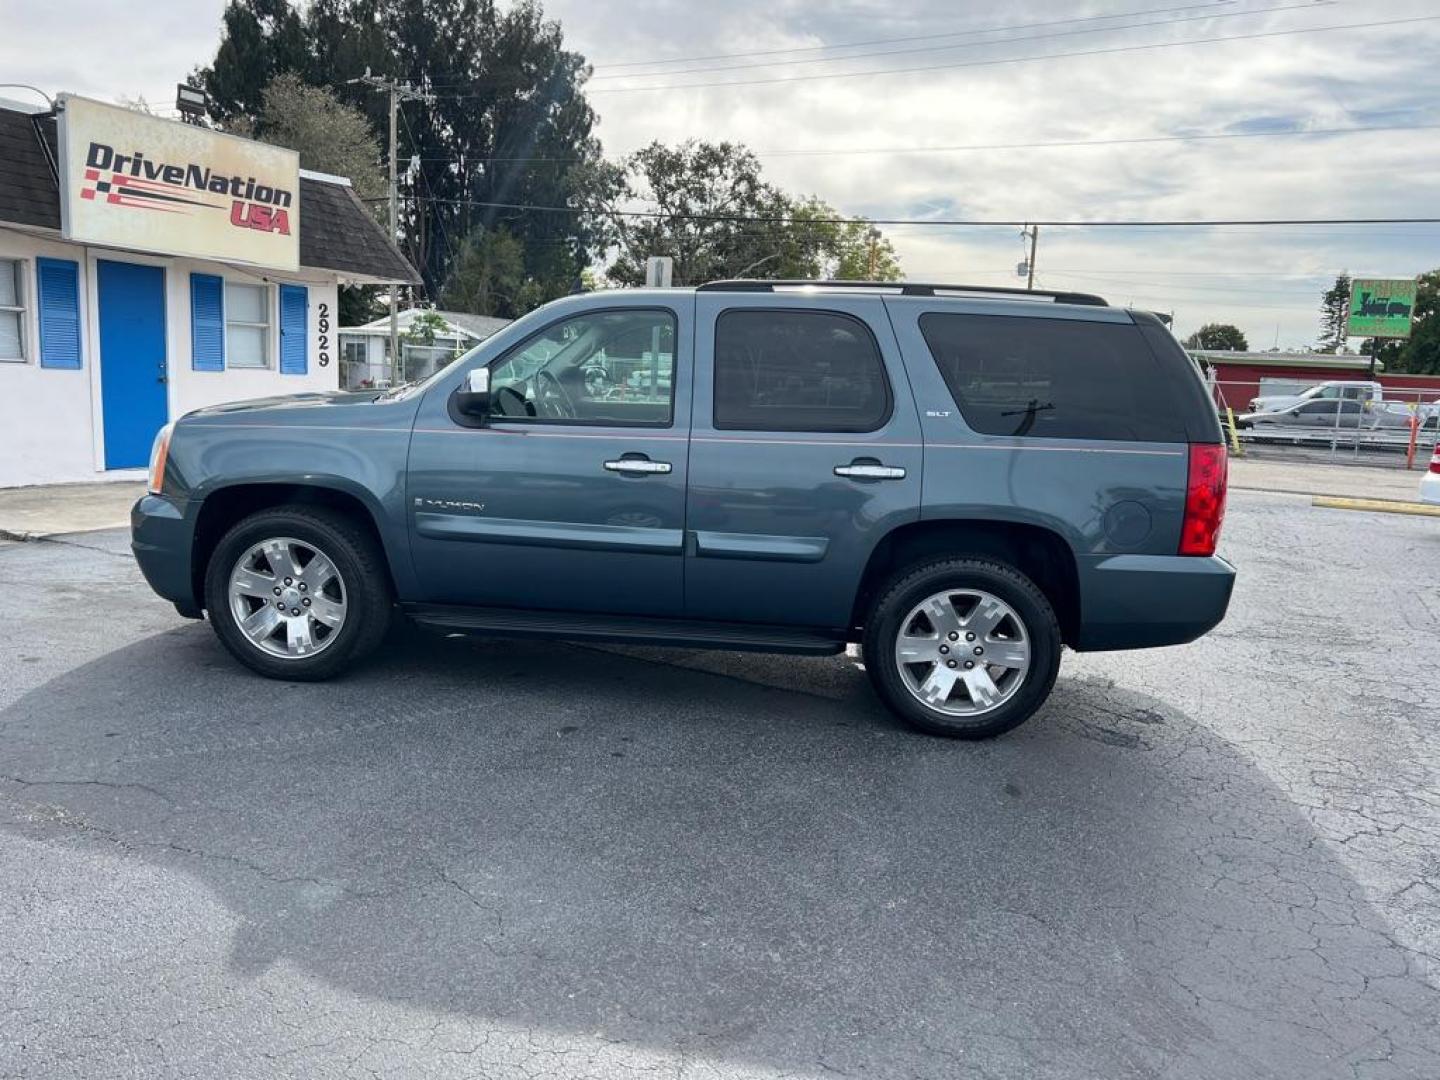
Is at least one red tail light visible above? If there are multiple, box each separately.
[1430,444,1440,475]
[1180,444,1227,556]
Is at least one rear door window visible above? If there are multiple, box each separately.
[714,309,891,432]
[918,313,1188,442]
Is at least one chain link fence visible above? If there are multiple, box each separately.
[1207,378,1439,467]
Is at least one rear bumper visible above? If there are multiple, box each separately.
[1073,553,1235,651]
[131,494,199,611]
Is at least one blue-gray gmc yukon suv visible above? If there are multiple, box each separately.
[132,280,1234,738]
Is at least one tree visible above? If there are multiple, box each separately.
[785,198,902,280]
[440,227,531,317]
[337,287,384,326]
[193,0,617,307]
[225,74,389,328]
[194,0,309,122]
[229,74,386,204]
[1380,270,1440,375]
[1183,323,1249,351]
[605,141,901,286]
[1317,273,1351,353]
[401,310,451,348]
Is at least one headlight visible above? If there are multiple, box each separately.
[146,423,174,495]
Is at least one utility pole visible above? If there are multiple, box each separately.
[1020,224,1039,290]
[347,70,433,384]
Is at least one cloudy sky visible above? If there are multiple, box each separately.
[2,0,1437,347]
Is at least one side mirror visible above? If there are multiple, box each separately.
[454,367,491,419]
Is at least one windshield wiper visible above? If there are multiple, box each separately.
[999,399,1055,436]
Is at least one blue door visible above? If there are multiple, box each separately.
[97,260,167,469]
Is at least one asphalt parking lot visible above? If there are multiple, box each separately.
[2,490,1437,1080]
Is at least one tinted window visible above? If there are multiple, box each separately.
[919,313,1188,442]
[714,310,891,432]
[1297,401,1338,415]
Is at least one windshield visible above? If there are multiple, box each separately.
[374,341,487,403]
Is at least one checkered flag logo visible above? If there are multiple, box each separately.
[79,168,117,203]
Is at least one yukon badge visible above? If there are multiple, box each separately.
[415,497,486,513]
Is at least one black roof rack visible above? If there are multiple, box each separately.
[695,279,1108,307]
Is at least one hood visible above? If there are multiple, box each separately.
[1249,394,1300,410]
[181,390,382,419]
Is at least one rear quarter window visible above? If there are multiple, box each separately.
[918,312,1195,442]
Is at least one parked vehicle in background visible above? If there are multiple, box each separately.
[131,281,1234,740]
[1421,444,1440,506]
[1238,399,1367,429]
[1247,380,1381,414]
[1374,399,1440,430]
[1239,397,1438,434]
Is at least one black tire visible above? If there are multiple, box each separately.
[862,557,1062,739]
[203,505,392,681]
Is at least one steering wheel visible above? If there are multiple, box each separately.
[534,370,577,419]
[583,363,614,399]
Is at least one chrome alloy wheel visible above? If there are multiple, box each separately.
[893,588,1031,716]
[227,537,347,659]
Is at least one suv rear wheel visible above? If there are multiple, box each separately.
[863,557,1061,738]
[203,506,392,681]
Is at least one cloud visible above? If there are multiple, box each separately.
[558,0,1440,346]
[3,0,1436,347]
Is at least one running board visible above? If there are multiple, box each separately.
[402,603,846,656]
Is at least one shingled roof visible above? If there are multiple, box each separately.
[0,104,419,284]
[0,108,61,231]
[296,176,418,283]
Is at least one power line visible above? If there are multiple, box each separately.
[590,0,1242,70]
[586,1,1323,81]
[407,120,1440,165]
[720,122,1440,158]
[387,193,1440,228]
[576,16,1440,94]
[347,70,433,375]
[397,102,458,297]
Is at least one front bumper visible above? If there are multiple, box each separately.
[1073,553,1235,651]
[131,494,200,613]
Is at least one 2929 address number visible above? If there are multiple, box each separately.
[317,301,331,367]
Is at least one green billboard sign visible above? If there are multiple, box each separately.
[1347,277,1416,339]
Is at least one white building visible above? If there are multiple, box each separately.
[338,307,510,389]
[0,94,417,488]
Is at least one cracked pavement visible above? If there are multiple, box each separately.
[1,490,1437,1079]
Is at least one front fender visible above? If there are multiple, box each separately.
[165,411,419,600]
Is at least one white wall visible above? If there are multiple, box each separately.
[0,230,99,486]
[0,226,342,488]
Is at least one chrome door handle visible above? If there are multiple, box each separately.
[834,463,906,480]
[604,458,672,475]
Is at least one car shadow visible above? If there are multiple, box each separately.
[1,621,1436,1078]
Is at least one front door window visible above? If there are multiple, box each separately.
[489,309,676,426]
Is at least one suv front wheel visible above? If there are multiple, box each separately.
[203,506,392,681]
[863,557,1062,738]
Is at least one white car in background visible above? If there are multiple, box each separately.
[1422,443,1440,506]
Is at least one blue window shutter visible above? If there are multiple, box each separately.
[36,258,82,370]
[279,284,307,375]
[190,273,225,371]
